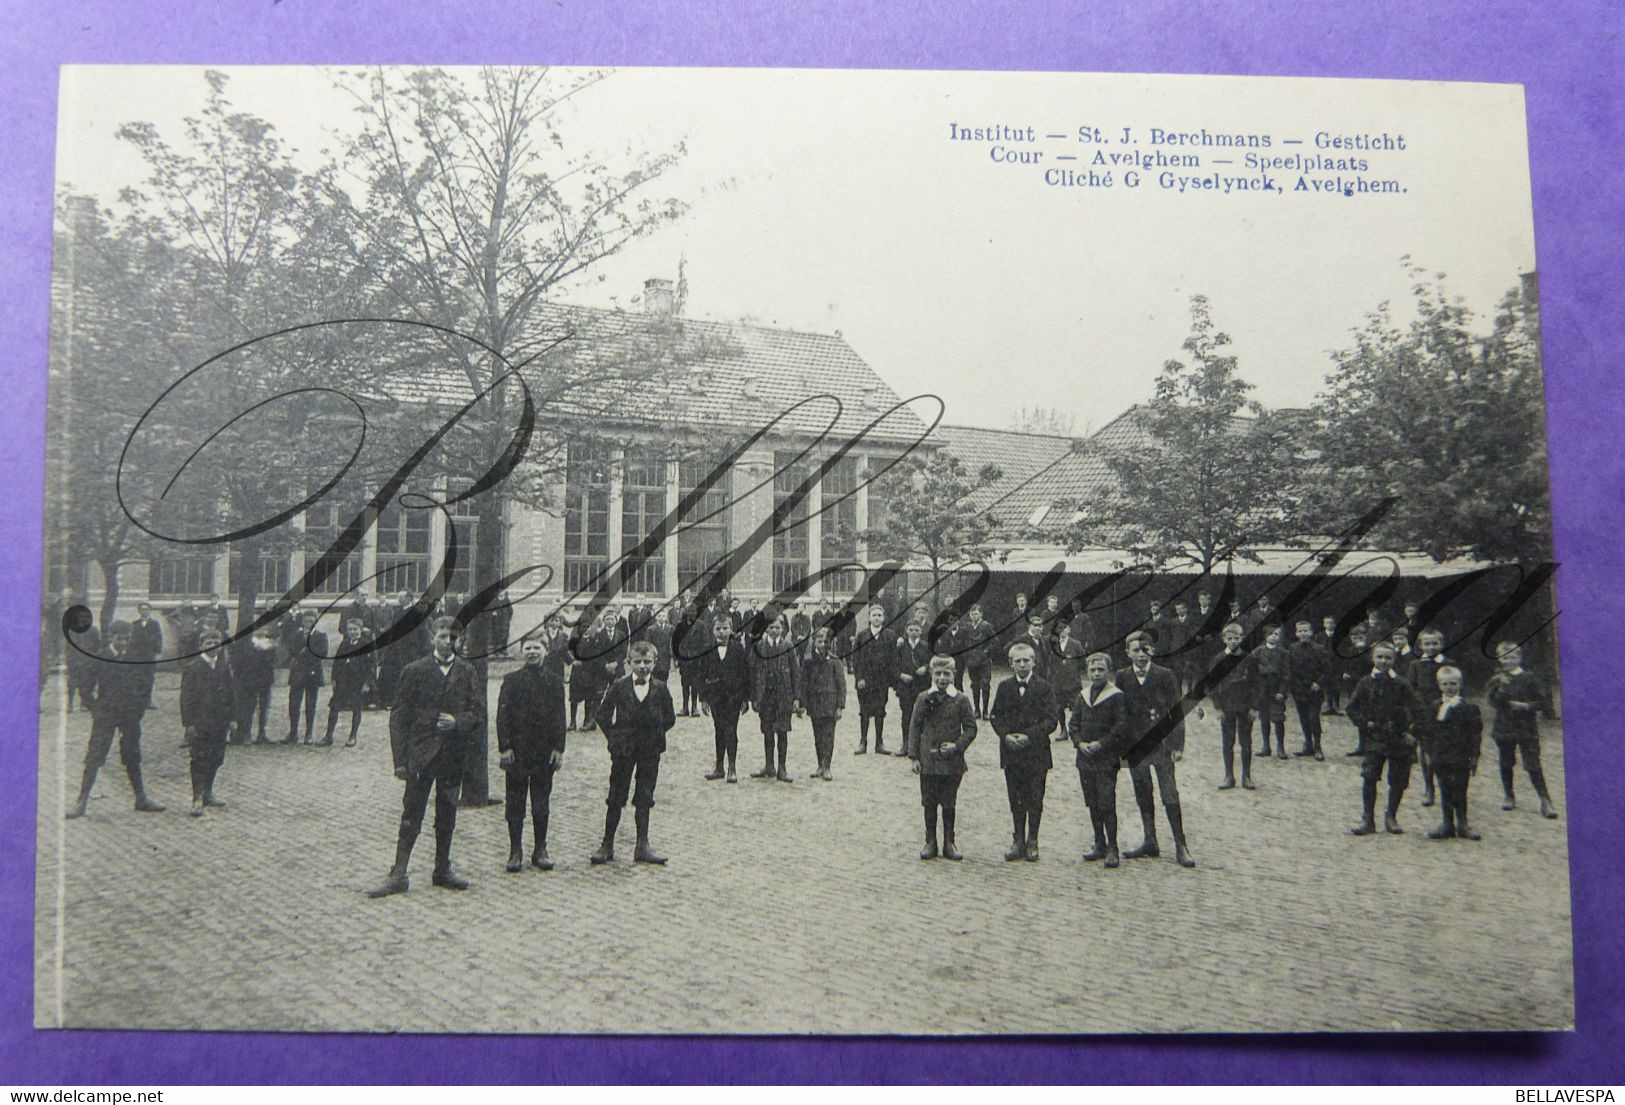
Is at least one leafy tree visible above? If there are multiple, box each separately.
[1054,295,1300,572]
[113,71,376,636]
[1305,264,1550,563]
[46,197,191,630]
[326,67,695,643]
[862,451,1004,617]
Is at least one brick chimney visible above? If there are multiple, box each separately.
[643,278,675,317]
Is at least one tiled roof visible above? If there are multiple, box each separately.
[930,424,1079,516]
[931,407,1151,529]
[382,303,929,446]
[936,405,1255,533]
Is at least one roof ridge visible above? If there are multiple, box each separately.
[536,300,862,347]
[937,422,1082,443]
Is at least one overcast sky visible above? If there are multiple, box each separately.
[56,65,1537,434]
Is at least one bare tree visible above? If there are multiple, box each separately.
[1008,404,1083,437]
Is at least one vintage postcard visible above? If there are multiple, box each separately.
[35,65,1570,1034]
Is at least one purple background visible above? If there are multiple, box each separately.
[3,0,1621,1085]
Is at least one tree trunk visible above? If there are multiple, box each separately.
[97,556,121,635]
[234,533,264,640]
[457,490,504,806]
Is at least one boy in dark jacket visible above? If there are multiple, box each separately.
[1338,624,1372,755]
[1253,625,1291,760]
[497,632,567,871]
[894,620,933,741]
[1287,619,1329,759]
[1404,628,1452,808]
[1069,652,1129,868]
[906,656,977,861]
[1486,642,1559,819]
[959,604,998,719]
[66,620,164,818]
[989,641,1057,862]
[591,641,677,865]
[323,617,377,747]
[64,620,101,712]
[1209,622,1260,790]
[233,626,278,744]
[750,618,802,782]
[1346,642,1422,836]
[286,609,327,744]
[180,628,237,816]
[848,605,897,755]
[799,625,846,781]
[1426,665,1482,840]
[699,615,751,783]
[1314,615,1343,715]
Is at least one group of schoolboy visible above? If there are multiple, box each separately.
[63,585,1559,897]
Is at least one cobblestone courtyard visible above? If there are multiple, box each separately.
[33,670,1573,1034]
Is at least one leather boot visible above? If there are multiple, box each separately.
[1384,788,1405,834]
[633,808,666,864]
[920,808,938,860]
[591,808,620,865]
[65,765,97,820]
[506,845,524,873]
[1539,795,1559,820]
[1124,798,1159,859]
[1082,813,1107,862]
[1350,782,1378,835]
[127,764,164,812]
[366,865,410,898]
[1166,804,1195,868]
[368,835,414,897]
[942,821,962,861]
[1103,812,1120,868]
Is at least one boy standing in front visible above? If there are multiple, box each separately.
[800,625,846,781]
[1427,665,1483,841]
[1070,652,1128,868]
[180,628,237,817]
[1486,641,1559,819]
[368,616,485,896]
[592,641,677,865]
[65,620,164,818]
[907,656,977,861]
[989,641,1058,862]
[1404,628,1451,808]
[496,632,567,872]
[1345,642,1421,836]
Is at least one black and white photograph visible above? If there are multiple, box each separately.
[35,64,1570,1034]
